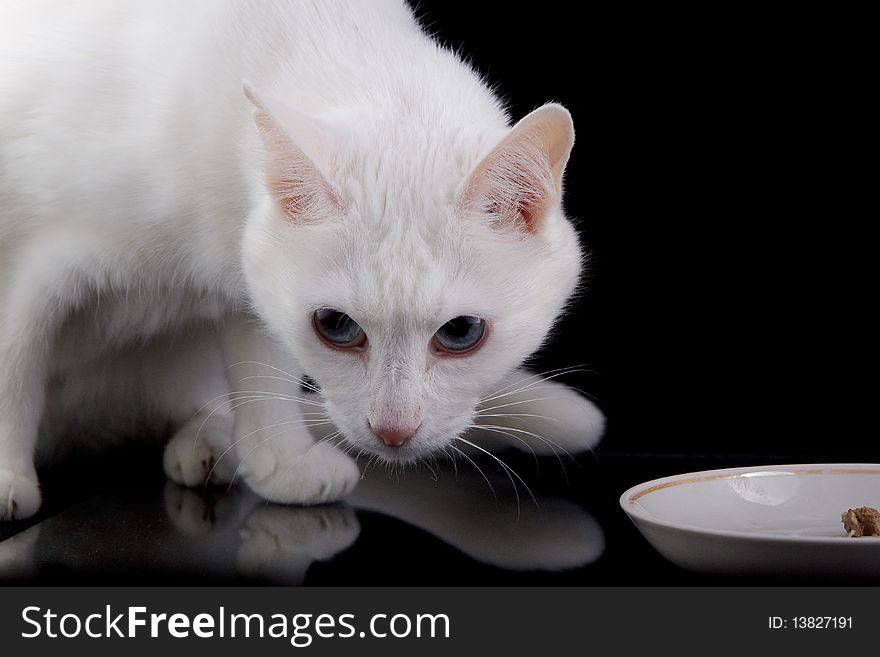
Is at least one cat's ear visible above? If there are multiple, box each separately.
[243,81,341,222]
[461,104,574,234]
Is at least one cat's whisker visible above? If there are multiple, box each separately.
[225,389,327,407]
[185,382,327,462]
[480,385,599,413]
[341,442,359,458]
[208,430,270,492]
[469,424,570,484]
[480,365,589,403]
[227,434,284,490]
[196,390,326,422]
[236,373,299,383]
[186,389,286,454]
[361,454,377,479]
[225,394,322,408]
[190,397,304,465]
[318,430,345,450]
[227,360,321,392]
[188,392,298,456]
[479,371,592,407]
[473,421,577,463]
[238,415,332,443]
[227,395,300,412]
[487,380,600,406]
[236,374,322,395]
[448,443,496,500]
[479,364,585,400]
[204,417,333,488]
[325,431,350,456]
[301,429,346,458]
[475,411,562,425]
[477,413,598,466]
[188,389,264,421]
[441,446,459,480]
[422,456,439,482]
[453,435,539,518]
[468,423,541,468]
[226,360,299,380]
[476,397,555,415]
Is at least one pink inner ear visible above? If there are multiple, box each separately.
[461,104,574,234]
[250,95,340,223]
[466,136,555,234]
[268,174,328,219]
[516,200,540,233]
[482,173,546,233]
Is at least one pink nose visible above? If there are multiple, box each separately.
[371,424,419,447]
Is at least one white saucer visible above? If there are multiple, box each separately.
[620,463,880,577]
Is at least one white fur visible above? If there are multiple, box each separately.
[0,0,600,519]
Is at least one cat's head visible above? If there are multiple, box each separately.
[241,84,582,463]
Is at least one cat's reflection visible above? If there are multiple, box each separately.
[236,505,360,583]
[350,467,605,571]
[164,483,360,584]
[160,464,604,580]
[0,464,604,582]
[0,525,41,577]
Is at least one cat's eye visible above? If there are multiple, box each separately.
[313,309,366,349]
[432,316,487,355]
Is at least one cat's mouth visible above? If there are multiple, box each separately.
[369,442,419,463]
[340,418,450,465]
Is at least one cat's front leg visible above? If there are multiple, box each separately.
[0,288,54,520]
[468,367,605,457]
[219,314,359,506]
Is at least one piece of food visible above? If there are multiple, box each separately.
[841,507,880,537]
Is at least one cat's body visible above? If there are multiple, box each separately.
[0,0,604,520]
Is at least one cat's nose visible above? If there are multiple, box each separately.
[370,423,419,447]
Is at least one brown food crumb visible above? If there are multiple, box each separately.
[841,507,880,537]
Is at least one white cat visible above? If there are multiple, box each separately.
[0,0,604,520]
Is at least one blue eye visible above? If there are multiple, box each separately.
[313,309,366,348]
[432,316,487,354]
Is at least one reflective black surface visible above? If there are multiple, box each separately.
[0,446,833,585]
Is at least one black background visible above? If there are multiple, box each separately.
[415,1,873,461]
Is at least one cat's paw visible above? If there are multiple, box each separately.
[237,505,360,583]
[240,442,359,506]
[163,433,217,487]
[0,468,41,520]
[163,416,235,487]
[523,386,605,454]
